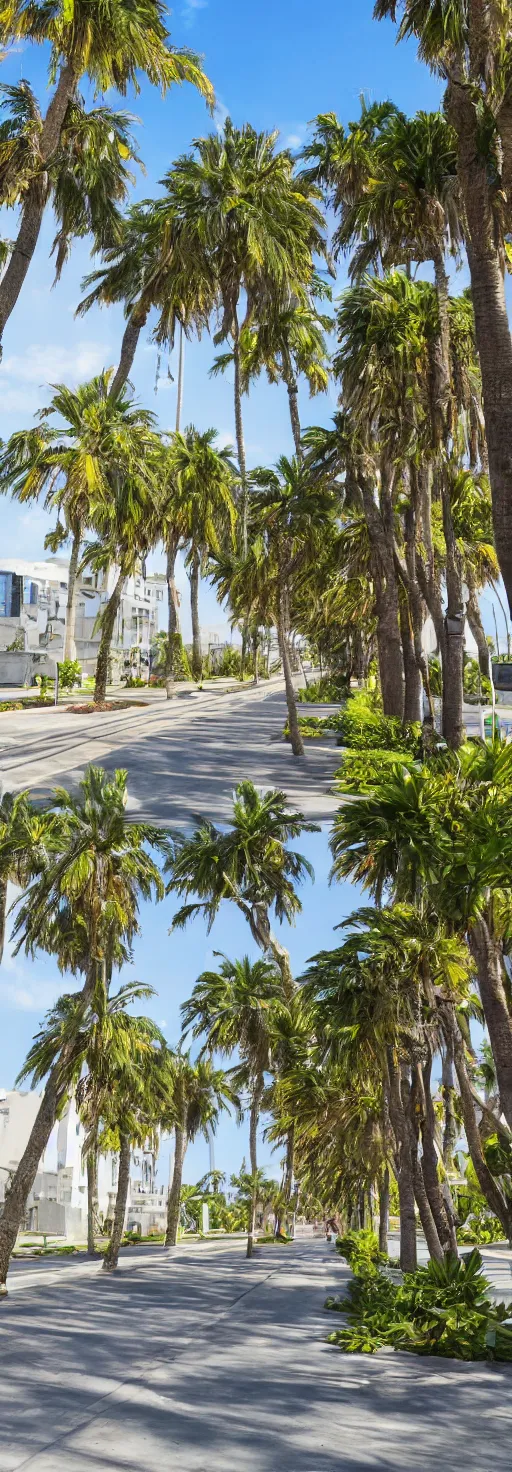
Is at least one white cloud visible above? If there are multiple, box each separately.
[0,340,111,389]
[181,0,207,26]
[281,124,307,152]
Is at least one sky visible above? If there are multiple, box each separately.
[0,0,445,644]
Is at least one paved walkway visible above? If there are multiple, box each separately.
[1,1239,511,1471]
[0,682,341,824]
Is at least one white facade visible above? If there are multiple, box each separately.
[0,557,162,678]
[0,1088,167,1240]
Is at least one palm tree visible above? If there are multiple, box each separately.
[182,954,283,1256]
[77,200,215,401]
[0,764,168,1294]
[167,780,317,998]
[0,789,51,966]
[0,82,143,285]
[330,748,512,1229]
[162,428,237,680]
[374,0,512,612]
[0,0,213,339]
[0,371,156,662]
[252,456,338,753]
[163,1053,234,1247]
[211,286,332,459]
[79,407,161,702]
[155,120,327,550]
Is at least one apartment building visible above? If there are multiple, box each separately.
[0,1088,167,1240]
[0,557,164,679]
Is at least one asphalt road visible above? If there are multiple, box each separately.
[0,681,342,824]
[1,1238,511,1472]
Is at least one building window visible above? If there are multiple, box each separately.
[0,572,21,618]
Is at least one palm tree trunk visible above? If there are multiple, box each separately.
[63,523,81,662]
[0,63,77,341]
[447,80,512,613]
[399,593,422,723]
[165,531,181,699]
[283,1122,295,1233]
[0,877,7,967]
[469,917,512,1131]
[87,1149,99,1257]
[441,471,465,749]
[110,304,150,400]
[441,1045,458,1171]
[446,1006,512,1238]
[175,324,184,432]
[278,599,303,757]
[189,551,202,680]
[165,1124,187,1246]
[233,311,248,555]
[466,583,491,681]
[252,631,259,684]
[0,1070,65,1294]
[283,359,302,459]
[378,1167,389,1256]
[93,569,125,704]
[247,1091,260,1260]
[387,1050,417,1272]
[103,1134,131,1271]
[418,1058,457,1254]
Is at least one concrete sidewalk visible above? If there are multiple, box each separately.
[1,1239,511,1471]
[0,682,341,824]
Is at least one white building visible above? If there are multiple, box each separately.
[0,1088,168,1241]
[0,557,164,679]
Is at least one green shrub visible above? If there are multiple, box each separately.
[326,1247,512,1361]
[335,691,422,754]
[123,675,148,688]
[464,655,492,702]
[284,716,325,740]
[298,675,349,704]
[335,749,418,793]
[57,659,82,691]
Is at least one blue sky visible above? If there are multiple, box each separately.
[0,0,443,642]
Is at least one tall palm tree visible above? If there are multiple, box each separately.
[211,286,332,459]
[374,0,512,612]
[182,954,282,1256]
[0,371,157,662]
[0,764,168,1294]
[252,456,338,753]
[0,82,143,285]
[0,789,52,966]
[168,780,317,998]
[84,454,161,704]
[155,120,327,549]
[0,0,213,339]
[77,200,214,401]
[163,1052,234,1247]
[162,427,237,680]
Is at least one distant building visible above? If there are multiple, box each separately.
[0,1088,168,1241]
[0,557,164,679]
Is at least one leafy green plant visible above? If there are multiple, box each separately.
[123,675,148,688]
[335,749,418,793]
[326,1248,512,1361]
[284,716,325,740]
[57,660,82,691]
[34,674,54,699]
[298,675,349,703]
[334,691,422,753]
